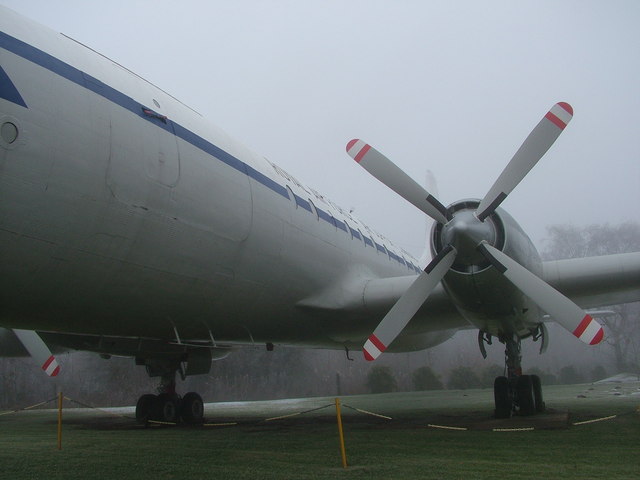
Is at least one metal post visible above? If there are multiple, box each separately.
[335,398,348,469]
[57,391,63,450]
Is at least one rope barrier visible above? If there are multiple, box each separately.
[2,395,636,433]
[264,404,333,422]
[63,396,135,420]
[203,422,238,427]
[427,424,468,431]
[342,404,392,420]
[0,397,57,416]
[572,414,617,426]
[147,420,178,426]
[493,427,535,432]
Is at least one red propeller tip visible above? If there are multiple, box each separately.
[545,102,574,130]
[573,314,604,345]
[590,327,605,345]
[557,102,573,115]
[346,139,371,163]
[42,355,60,376]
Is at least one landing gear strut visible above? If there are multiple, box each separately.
[493,335,545,418]
[134,360,205,425]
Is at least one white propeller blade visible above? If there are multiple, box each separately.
[346,139,449,224]
[476,102,573,221]
[13,329,60,376]
[363,245,457,361]
[477,243,604,345]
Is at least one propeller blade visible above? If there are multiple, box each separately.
[346,139,449,224]
[477,243,604,345]
[476,102,573,221]
[363,245,457,361]
[12,329,60,376]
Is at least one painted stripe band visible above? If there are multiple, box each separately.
[573,315,593,338]
[545,102,573,130]
[346,139,370,163]
[572,314,604,345]
[42,355,60,376]
[368,334,387,353]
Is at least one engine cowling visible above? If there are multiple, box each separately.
[430,199,543,338]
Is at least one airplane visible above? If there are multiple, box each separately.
[1,6,639,424]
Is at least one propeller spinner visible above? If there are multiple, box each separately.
[347,102,603,360]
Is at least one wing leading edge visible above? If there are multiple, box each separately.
[543,251,640,310]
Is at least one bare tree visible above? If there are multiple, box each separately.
[542,222,640,373]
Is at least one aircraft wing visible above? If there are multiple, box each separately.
[297,272,466,327]
[542,251,640,309]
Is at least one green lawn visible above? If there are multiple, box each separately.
[1,382,638,480]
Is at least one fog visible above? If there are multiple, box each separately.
[1,1,638,406]
[2,0,638,257]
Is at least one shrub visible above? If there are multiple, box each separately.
[528,367,558,386]
[366,365,397,393]
[480,364,504,388]
[447,366,481,390]
[591,365,607,382]
[412,366,443,391]
[559,365,585,384]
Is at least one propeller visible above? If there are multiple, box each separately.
[476,102,573,221]
[347,102,603,360]
[363,245,456,360]
[346,139,448,224]
[477,243,604,345]
[12,329,60,376]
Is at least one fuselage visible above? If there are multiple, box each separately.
[1,8,456,351]
[1,7,549,356]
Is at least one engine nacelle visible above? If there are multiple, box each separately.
[430,199,543,338]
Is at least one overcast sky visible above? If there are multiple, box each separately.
[3,0,638,258]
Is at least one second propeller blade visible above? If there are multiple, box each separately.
[476,102,573,221]
[346,139,449,224]
[363,245,457,361]
[477,242,604,345]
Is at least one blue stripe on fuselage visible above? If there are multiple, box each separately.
[0,64,27,107]
[0,30,415,270]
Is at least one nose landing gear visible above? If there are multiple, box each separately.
[493,335,545,418]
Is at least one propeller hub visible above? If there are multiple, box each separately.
[432,199,505,273]
[442,210,495,265]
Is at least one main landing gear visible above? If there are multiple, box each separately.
[491,335,545,418]
[135,363,205,425]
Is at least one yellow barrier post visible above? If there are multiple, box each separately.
[57,391,63,450]
[335,398,348,469]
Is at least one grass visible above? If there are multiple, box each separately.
[0,381,638,480]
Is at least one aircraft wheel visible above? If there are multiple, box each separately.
[531,374,545,413]
[181,392,204,424]
[494,376,511,419]
[135,394,156,424]
[152,393,180,423]
[517,375,536,416]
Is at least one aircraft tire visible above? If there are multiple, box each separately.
[152,393,180,423]
[494,376,511,419]
[531,374,545,413]
[181,392,204,424]
[135,394,156,424]
[516,375,536,416]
